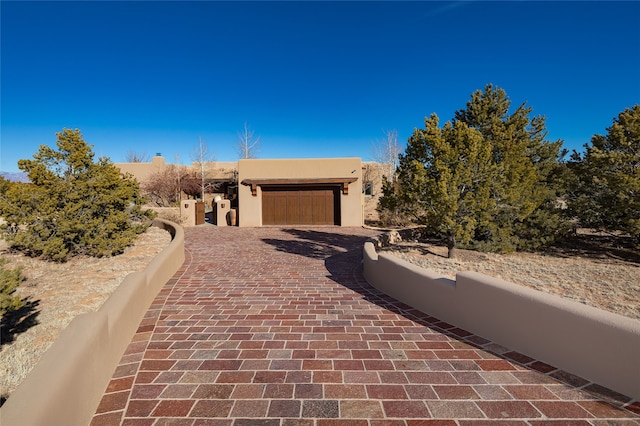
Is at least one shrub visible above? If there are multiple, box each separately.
[0,129,155,261]
[0,258,25,317]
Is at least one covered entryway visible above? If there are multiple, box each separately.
[262,186,340,225]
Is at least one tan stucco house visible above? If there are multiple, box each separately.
[116,156,385,227]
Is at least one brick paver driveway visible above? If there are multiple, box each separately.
[92,226,639,425]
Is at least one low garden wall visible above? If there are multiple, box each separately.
[0,219,185,426]
[363,241,640,400]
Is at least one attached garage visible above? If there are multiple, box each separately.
[262,186,340,226]
[238,158,364,227]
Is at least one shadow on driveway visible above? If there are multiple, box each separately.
[261,227,637,408]
[261,227,377,290]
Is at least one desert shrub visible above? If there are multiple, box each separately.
[0,258,25,317]
[141,164,187,207]
[153,208,185,225]
[0,129,155,262]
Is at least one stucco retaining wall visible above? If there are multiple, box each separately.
[363,241,640,400]
[0,219,185,426]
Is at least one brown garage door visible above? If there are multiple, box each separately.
[262,186,340,225]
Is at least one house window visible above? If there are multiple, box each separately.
[363,181,374,196]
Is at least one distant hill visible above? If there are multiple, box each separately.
[0,172,29,183]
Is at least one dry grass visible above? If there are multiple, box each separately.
[0,226,171,402]
[381,233,640,321]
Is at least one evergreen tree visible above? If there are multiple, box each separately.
[393,114,496,257]
[0,129,154,261]
[379,85,569,254]
[567,105,640,242]
[453,84,567,251]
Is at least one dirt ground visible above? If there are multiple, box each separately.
[0,226,171,403]
[380,231,640,321]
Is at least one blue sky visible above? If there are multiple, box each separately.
[2,1,639,173]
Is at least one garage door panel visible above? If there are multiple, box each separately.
[262,191,274,225]
[300,191,314,224]
[314,189,335,225]
[262,190,286,225]
[262,186,339,225]
[311,192,324,224]
[312,190,331,225]
[288,190,303,225]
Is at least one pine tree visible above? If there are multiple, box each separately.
[453,84,567,251]
[378,85,569,254]
[0,129,154,261]
[567,105,640,243]
[383,114,496,257]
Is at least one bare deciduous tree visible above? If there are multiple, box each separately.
[174,153,183,205]
[125,150,150,163]
[142,164,188,207]
[191,137,215,200]
[371,129,402,182]
[237,122,260,159]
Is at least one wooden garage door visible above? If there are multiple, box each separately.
[262,186,340,225]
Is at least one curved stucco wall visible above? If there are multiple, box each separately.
[0,219,185,426]
[363,241,640,400]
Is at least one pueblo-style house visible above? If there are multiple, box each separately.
[116,155,385,226]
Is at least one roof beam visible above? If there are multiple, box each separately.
[241,178,358,196]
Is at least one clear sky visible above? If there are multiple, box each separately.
[2,1,639,173]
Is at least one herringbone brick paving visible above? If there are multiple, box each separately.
[92,226,640,425]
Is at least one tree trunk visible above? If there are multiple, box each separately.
[447,233,456,259]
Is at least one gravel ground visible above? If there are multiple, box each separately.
[0,226,172,402]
